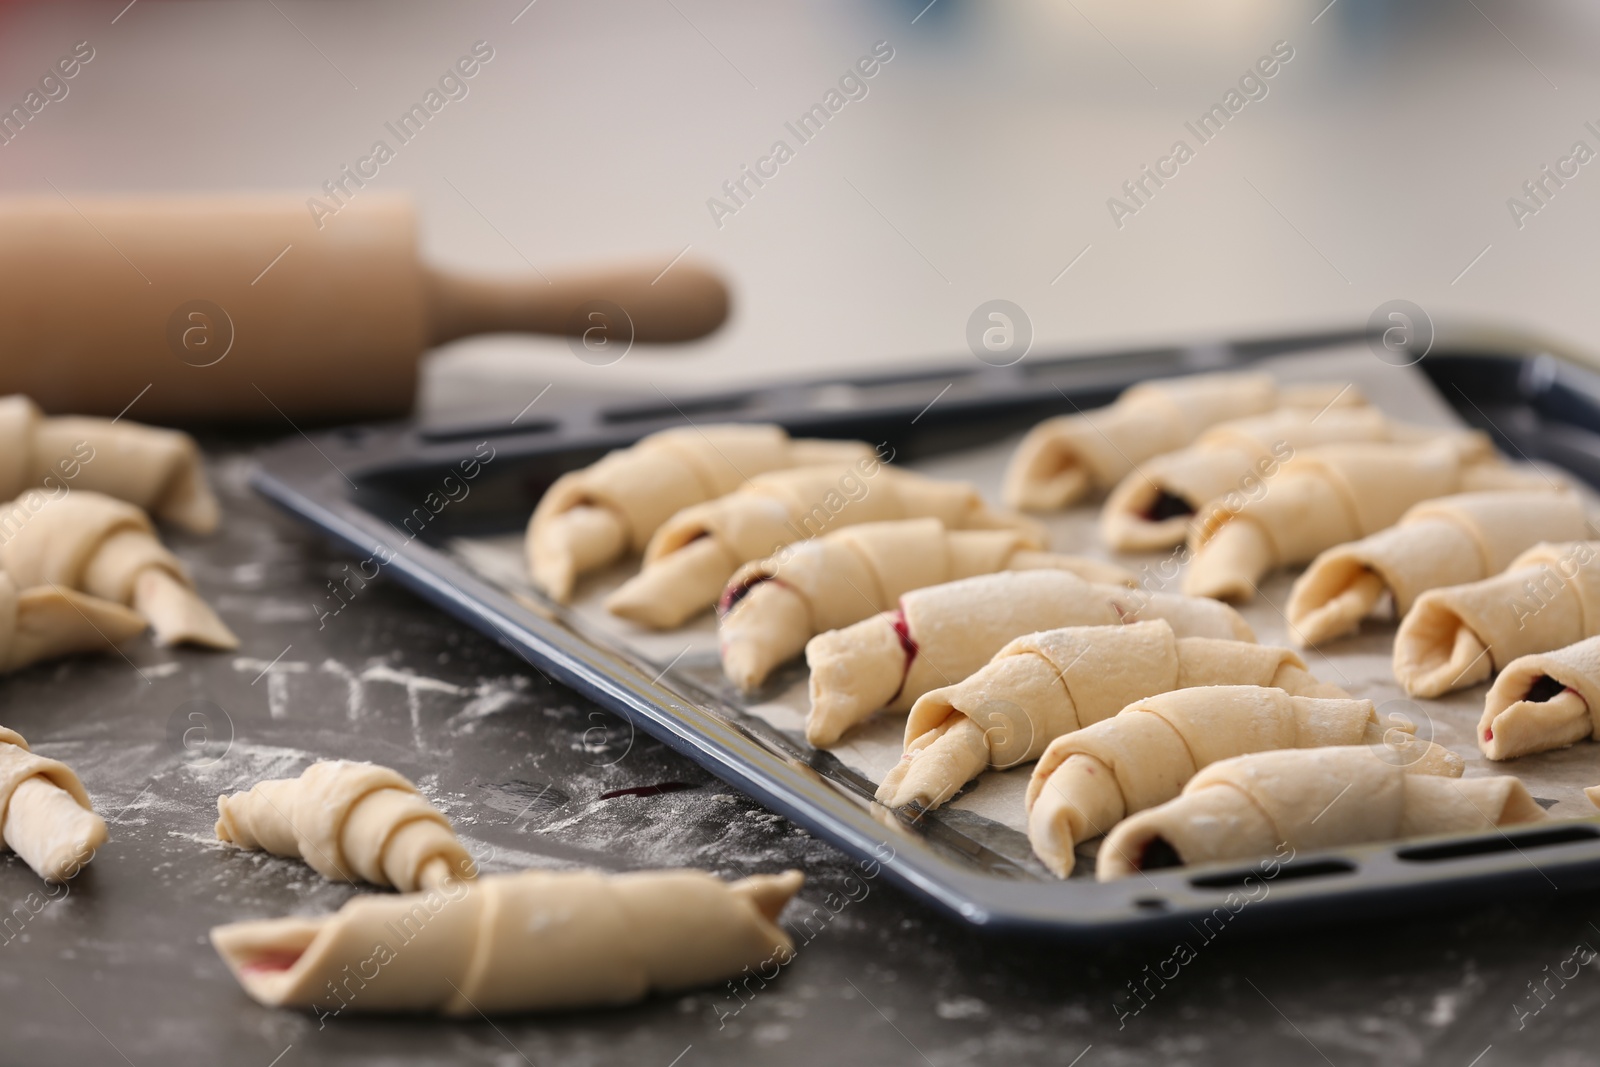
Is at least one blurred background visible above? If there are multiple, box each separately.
[3,0,1597,421]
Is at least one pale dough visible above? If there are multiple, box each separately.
[1288,490,1586,647]
[0,572,145,673]
[1183,440,1553,602]
[877,620,1345,810]
[1023,684,1461,877]
[718,517,1134,691]
[1099,745,1543,880]
[1394,540,1600,697]
[606,463,1043,630]
[1101,408,1488,551]
[211,868,803,1015]
[0,489,236,649]
[0,394,219,534]
[526,424,872,602]
[216,760,473,892]
[0,726,107,882]
[803,570,1254,748]
[1478,634,1600,760]
[1002,373,1364,512]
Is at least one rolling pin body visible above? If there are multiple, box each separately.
[0,194,727,422]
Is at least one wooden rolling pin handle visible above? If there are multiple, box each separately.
[425,261,731,347]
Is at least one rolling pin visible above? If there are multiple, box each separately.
[0,193,729,423]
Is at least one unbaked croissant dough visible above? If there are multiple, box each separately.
[718,517,1134,691]
[1024,685,1461,877]
[1182,440,1552,602]
[216,760,473,892]
[0,394,219,534]
[607,463,1041,629]
[1002,373,1363,512]
[1394,540,1600,697]
[211,868,803,1015]
[1289,490,1586,647]
[0,726,107,881]
[526,424,872,602]
[0,572,145,673]
[1101,408,1487,551]
[1477,634,1600,760]
[0,489,236,649]
[1098,746,1543,880]
[804,570,1254,748]
[876,620,1345,810]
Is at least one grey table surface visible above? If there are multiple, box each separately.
[2,445,1599,1067]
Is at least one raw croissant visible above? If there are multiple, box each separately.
[1288,490,1586,647]
[0,489,236,649]
[877,620,1344,810]
[0,394,219,534]
[1002,372,1362,512]
[1477,634,1600,760]
[718,517,1134,691]
[526,424,872,602]
[0,572,145,673]
[607,463,1041,629]
[0,726,107,881]
[216,760,474,892]
[1099,746,1542,880]
[1101,408,1486,551]
[1394,540,1600,698]
[1183,440,1551,602]
[804,570,1253,748]
[1024,685,1460,877]
[211,868,803,1015]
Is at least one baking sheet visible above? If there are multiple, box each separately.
[447,345,1599,878]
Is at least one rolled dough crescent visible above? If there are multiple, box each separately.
[1288,490,1585,647]
[216,760,474,892]
[877,620,1344,810]
[0,726,107,882]
[1002,373,1364,512]
[211,868,803,1015]
[804,570,1253,748]
[607,463,1042,630]
[526,424,872,602]
[0,394,220,534]
[1023,685,1461,877]
[1101,409,1477,551]
[1478,634,1600,760]
[718,517,1134,691]
[1098,745,1542,880]
[1394,540,1600,697]
[1184,440,1554,602]
[0,572,145,673]
[0,489,236,649]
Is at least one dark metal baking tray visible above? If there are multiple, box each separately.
[251,329,1600,941]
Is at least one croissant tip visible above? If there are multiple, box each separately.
[1028,815,1078,879]
[603,586,675,629]
[805,693,877,749]
[1040,849,1075,879]
[529,558,575,604]
[719,645,766,693]
[732,869,806,922]
[804,717,846,749]
[171,508,221,537]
